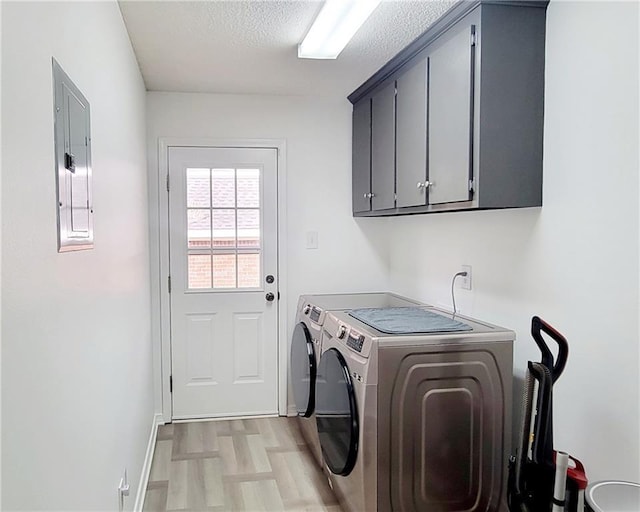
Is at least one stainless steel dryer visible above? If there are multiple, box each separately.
[291,293,422,467]
[316,308,514,512]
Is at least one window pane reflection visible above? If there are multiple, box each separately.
[212,209,236,248]
[188,254,212,289]
[237,169,260,208]
[188,209,211,249]
[212,169,235,208]
[237,209,260,249]
[238,253,260,288]
[187,168,210,208]
[212,254,236,288]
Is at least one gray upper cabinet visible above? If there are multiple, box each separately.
[396,58,428,208]
[348,0,548,217]
[428,24,474,205]
[352,99,372,213]
[371,82,396,211]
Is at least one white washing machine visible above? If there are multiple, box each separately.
[290,293,423,467]
[316,307,514,512]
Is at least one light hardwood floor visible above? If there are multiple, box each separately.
[143,417,342,512]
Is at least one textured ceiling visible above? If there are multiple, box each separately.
[118,0,456,98]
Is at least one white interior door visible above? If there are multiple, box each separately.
[168,146,279,419]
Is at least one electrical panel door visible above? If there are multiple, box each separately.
[53,58,93,252]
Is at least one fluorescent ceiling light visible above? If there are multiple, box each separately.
[298,0,382,60]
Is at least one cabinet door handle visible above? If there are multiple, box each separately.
[417,181,434,190]
[363,192,375,199]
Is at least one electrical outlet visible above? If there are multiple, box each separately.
[118,469,130,512]
[461,265,472,290]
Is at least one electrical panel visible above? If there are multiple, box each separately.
[53,58,93,252]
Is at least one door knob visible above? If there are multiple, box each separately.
[265,292,275,302]
[266,275,274,284]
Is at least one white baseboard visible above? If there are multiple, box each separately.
[287,404,298,417]
[134,413,163,512]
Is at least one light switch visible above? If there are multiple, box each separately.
[306,231,318,249]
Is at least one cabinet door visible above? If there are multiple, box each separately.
[396,59,428,208]
[352,100,372,213]
[371,82,396,211]
[428,24,476,205]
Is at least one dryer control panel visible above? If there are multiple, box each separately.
[325,314,373,358]
[310,306,322,323]
[303,303,323,324]
[347,331,365,353]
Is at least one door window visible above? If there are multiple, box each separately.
[185,168,262,290]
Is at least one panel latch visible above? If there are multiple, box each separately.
[64,152,76,173]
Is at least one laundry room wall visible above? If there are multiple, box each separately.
[146,92,390,413]
[386,1,639,482]
[1,1,153,509]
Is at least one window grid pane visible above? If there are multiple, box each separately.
[238,253,260,288]
[186,167,262,290]
[188,209,211,249]
[237,208,260,249]
[212,209,236,248]
[188,254,212,289]
[212,254,236,289]
[237,169,260,207]
[187,168,211,208]
[212,168,235,208]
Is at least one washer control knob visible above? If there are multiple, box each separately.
[303,305,311,315]
[338,325,347,339]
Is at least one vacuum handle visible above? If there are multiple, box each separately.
[531,316,569,383]
[528,361,554,466]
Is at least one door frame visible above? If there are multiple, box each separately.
[153,138,288,423]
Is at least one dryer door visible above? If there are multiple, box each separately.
[291,322,316,417]
[316,348,359,476]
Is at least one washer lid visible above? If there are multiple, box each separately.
[586,481,640,511]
